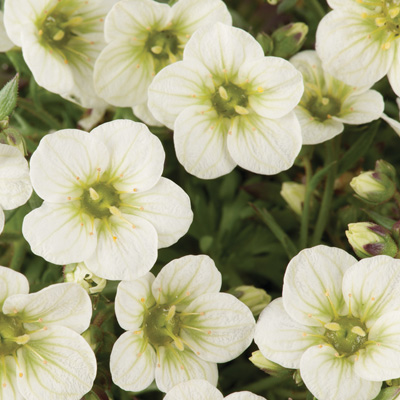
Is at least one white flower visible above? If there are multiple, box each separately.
[382,98,400,136]
[0,11,13,52]
[164,379,266,400]
[0,144,32,234]
[93,0,231,117]
[255,245,400,400]
[3,0,116,108]
[290,50,384,145]
[110,255,255,392]
[22,119,193,280]
[316,0,400,96]
[148,23,304,179]
[0,266,96,400]
[280,182,306,216]
[64,262,107,294]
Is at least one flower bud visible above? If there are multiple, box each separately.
[375,159,396,181]
[293,369,303,386]
[230,285,271,316]
[266,0,280,4]
[249,351,290,376]
[346,222,398,258]
[256,32,274,55]
[64,262,106,294]
[0,127,27,155]
[271,23,308,59]
[350,170,396,205]
[280,182,306,216]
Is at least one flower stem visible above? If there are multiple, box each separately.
[299,156,312,249]
[241,375,291,393]
[308,0,326,20]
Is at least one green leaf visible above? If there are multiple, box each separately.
[0,74,19,121]
[373,386,400,400]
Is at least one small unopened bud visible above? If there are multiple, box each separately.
[266,0,280,4]
[230,285,271,316]
[280,182,306,216]
[271,23,309,59]
[0,127,27,155]
[0,117,9,130]
[375,159,396,181]
[255,32,274,55]
[293,369,303,386]
[350,168,396,205]
[346,222,398,258]
[249,351,290,376]
[64,262,107,294]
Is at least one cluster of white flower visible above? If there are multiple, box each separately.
[0,0,400,399]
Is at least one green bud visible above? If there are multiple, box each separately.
[249,351,290,376]
[293,369,303,386]
[0,117,9,130]
[350,169,396,205]
[280,182,306,216]
[346,222,398,258]
[271,22,308,59]
[375,159,396,181]
[386,378,400,386]
[64,262,107,294]
[0,127,27,155]
[256,32,274,55]
[230,285,271,316]
[266,0,280,3]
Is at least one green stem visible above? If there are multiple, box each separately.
[9,239,28,271]
[299,156,312,249]
[393,191,400,210]
[17,98,62,130]
[308,0,326,19]
[241,375,291,393]
[0,232,22,242]
[311,139,339,246]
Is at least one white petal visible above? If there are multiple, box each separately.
[184,23,264,77]
[382,113,400,137]
[78,106,108,132]
[228,112,302,175]
[239,57,303,119]
[342,256,400,327]
[164,379,223,400]
[104,0,171,43]
[336,90,384,124]
[122,177,192,248]
[225,393,266,400]
[316,10,394,88]
[290,49,324,86]
[355,311,400,381]
[85,214,158,280]
[3,283,92,334]
[0,356,23,399]
[283,245,357,327]
[94,40,154,107]
[155,346,218,393]
[180,293,255,363]
[0,11,13,52]
[173,105,236,179]
[0,144,32,210]
[388,45,400,97]
[327,0,365,10]
[295,106,344,145]
[29,129,109,203]
[300,345,381,400]
[91,120,165,193]
[171,0,231,35]
[151,255,221,310]
[0,265,29,308]
[110,331,156,392]
[148,60,214,129]
[133,103,164,127]
[115,274,156,331]
[254,298,324,369]
[0,208,4,235]
[22,201,97,265]
[17,326,97,400]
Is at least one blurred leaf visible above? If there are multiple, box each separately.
[361,209,396,230]
[0,73,19,121]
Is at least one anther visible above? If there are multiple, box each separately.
[321,97,330,106]
[218,86,229,100]
[257,87,264,93]
[151,46,163,55]
[109,206,121,217]
[324,322,341,331]
[389,8,400,19]
[351,326,366,337]
[89,188,99,201]
[234,105,249,115]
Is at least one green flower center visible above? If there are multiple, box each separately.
[307,95,341,121]
[80,182,121,219]
[212,83,249,118]
[0,313,26,356]
[324,316,368,356]
[143,305,181,347]
[40,12,77,47]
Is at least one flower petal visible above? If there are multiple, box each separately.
[151,255,221,310]
[282,245,357,327]
[0,266,29,308]
[225,393,266,400]
[29,129,109,203]
[254,298,324,369]
[0,208,4,235]
[164,379,223,400]
[121,177,193,248]
[382,113,400,137]
[173,105,236,179]
[184,23,264,77]
[85,213,158,280]
[115,274,156,331]
[148,60,214,129]
[110,331,156,392]
[316,10,394,88]
[22,201,96,265]
[355,311,400,381]
[3,283,92,334]
[155,346,218,393]
[342,256,400,327]
[228,112,302,175]
[180,293,255,363]
[0,11,13,52]
[91,119,165,193]
[133,103,164,127]
[388,45,400,97]
[17,326,97,400]
[295,107,344,145]
[240,57,304,119]
[300,345,381,400]
[0,356,23,399]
